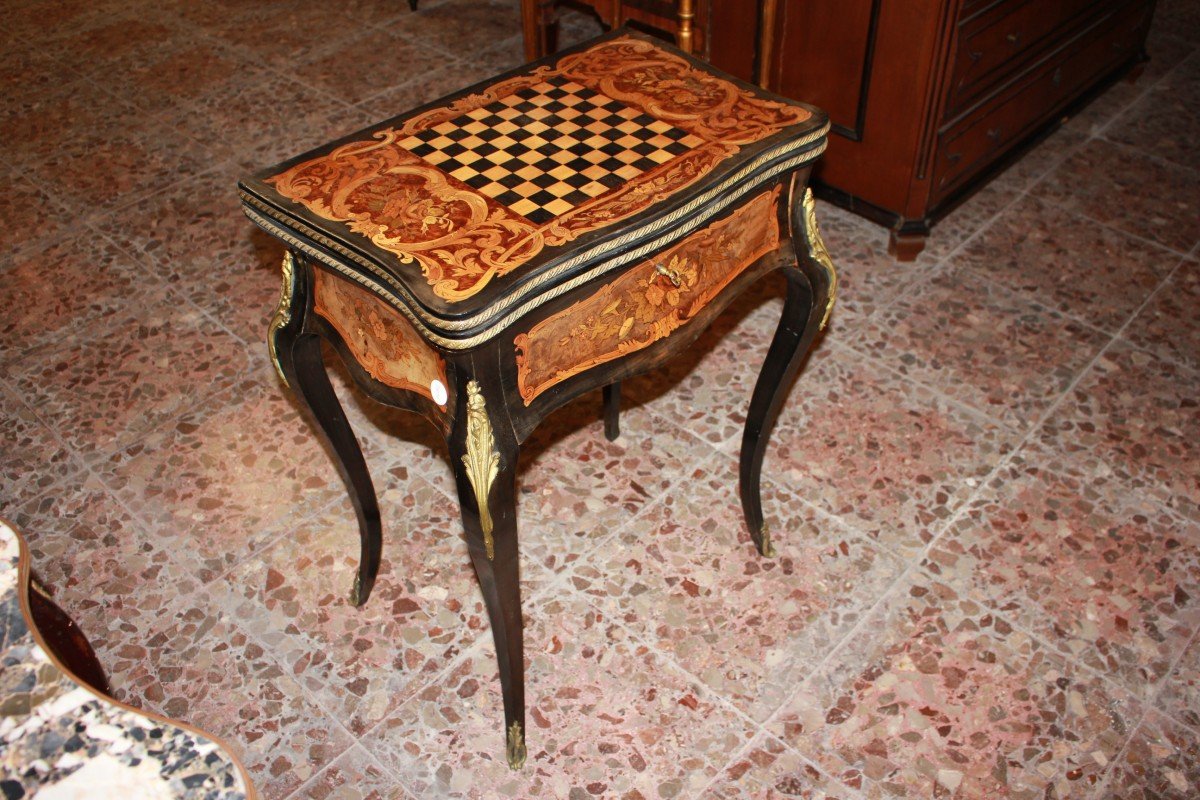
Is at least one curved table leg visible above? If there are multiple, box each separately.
[739,183,837,557]
[449,380,526,769]
[602,382,620,441]
[270,253,383,607]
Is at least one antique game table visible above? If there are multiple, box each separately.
[239,31,833,768]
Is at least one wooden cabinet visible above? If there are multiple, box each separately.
[756,0,1156,259]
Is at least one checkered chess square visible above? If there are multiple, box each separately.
[400,76,706,224]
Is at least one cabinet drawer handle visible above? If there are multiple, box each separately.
[654,262,683,287]
[1052,67,1063,87]
[987,127,1002,142]
[1006,32,1021,45]
[946,152,963,165]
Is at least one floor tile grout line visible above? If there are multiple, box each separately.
[334,445,757,785]
[282,741,424,800]
[15,346,262,473]
[84,221,268,350]
[952,223,1194,348]
[1086,627,1200,798]
[751,286,1154,738]
[752,562,921,740]
[1092,43,1200,143]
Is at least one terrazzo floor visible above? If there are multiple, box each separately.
[3,1,1200,798]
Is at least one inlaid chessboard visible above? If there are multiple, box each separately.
[400,75,706,224]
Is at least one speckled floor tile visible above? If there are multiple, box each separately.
[1125,259,1200,371]
[1062,28,1195,139]
[365,599,757,799]
[1,79,142,173]
[621,291,783,450]
[176,65,372,169]
[761,345,1021,557]
[956,195,1179,332]
[1096,712,1200,800]
[4,3,1198,798]
[0,232,167,366]
[53,17,183,77]
[565,453,903,722]
[518,392,721,575]
[0,385,79,508]
[1157,633,1200,729]
[6,473,170,620]
[815,204,921,342]
[769,571,1141,800]
[0,176,78,257]
[1032,139,1200,255]
[1036,342,1200,523]
[701,734,864,800]
[294,29,447,108]
[1154,4,1200,46]
[993,126,1089,191]
[357,55,525,121]
[21,89,214,218]
[919,179,1021,264]
[220,477,549,738]
[197,2,365,68]
[326,358,456,495]
[95,379,344,582]
[297,744,413,800]
[94,166,282,345]
[0,41,72,106]
[107,596,356,799]
[922,450,1200,700]
[3,0,115,51]
[1104,77,1200,173]
[101,40,254,116]
[383,0,523,57]
[7,293,251,459]
[857,265,1109,430]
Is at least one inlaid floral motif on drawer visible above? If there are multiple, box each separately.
[514,186,781,404]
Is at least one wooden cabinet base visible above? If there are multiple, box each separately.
[759,0,1155,261]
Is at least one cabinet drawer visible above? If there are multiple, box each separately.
[514,186,782,405]
[947,0,1121,117]
[933,0,1151,199]
[312,268,449,406]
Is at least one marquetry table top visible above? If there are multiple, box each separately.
[239,30,828,346]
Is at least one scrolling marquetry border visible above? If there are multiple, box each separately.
[265,36,812,303]
[241,132,827,350]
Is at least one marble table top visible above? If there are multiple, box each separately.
[0,521,252,799]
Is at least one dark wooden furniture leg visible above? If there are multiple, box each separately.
[448,377,527,770]
[739,181,836,557]
[521,0,559,60]
[602,382,620,441]
[270,253,384,607]
[888,229,927,261]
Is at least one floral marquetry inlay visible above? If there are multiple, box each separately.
[514,187,782,404]
[265,36,809,304]
[312,269,448,405]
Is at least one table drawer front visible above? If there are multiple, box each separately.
[313,269,449,405]
[947,0,1113,115]
[933,0,1150,199]
[514,186,782,405]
